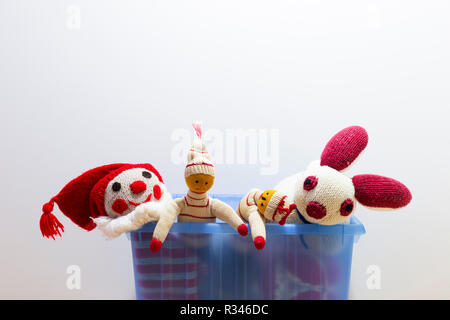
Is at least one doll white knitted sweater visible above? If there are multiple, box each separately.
[152,190,245,243]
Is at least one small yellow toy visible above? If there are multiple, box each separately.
[237,189,296,250]
[256,190,277,217]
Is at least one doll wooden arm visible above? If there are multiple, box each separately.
[150,198,183,252]
[210,199,248,237]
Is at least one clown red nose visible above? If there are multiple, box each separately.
[130,181,147,194]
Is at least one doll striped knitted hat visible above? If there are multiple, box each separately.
[185,122,215,178]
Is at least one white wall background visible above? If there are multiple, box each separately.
[1,0,449,299]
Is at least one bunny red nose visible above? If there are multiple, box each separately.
[130,181,147,194]
[306,201,327,219]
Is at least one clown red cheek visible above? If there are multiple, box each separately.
[112,198,129,214]
[153,184,162,200]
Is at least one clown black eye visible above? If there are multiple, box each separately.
[303,176,318,191]
[205,182,208,185]
[195,180,199,183]
[142,171,152,179]
[112,182,121,192]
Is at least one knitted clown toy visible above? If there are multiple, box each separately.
[39,163,167,239]
[237,189,297,250]
[275,126,412,225]
[147,123,248,253]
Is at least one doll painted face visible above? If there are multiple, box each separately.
[185,174,214,193]
[257,190,277,215]
[104,168,163,218]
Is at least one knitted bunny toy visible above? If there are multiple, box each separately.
[275,126,412,226]
[40,163,168,239]
[146,123,248,253]
[237,189,297,250]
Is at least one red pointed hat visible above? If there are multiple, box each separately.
[40,163,164,239]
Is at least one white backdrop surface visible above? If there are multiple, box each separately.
[0,0,449,299]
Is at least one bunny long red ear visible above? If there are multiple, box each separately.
[321,126,369,171]
[353,175,412,209]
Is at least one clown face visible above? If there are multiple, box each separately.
[103,167,163,218]
[295,161,356,225]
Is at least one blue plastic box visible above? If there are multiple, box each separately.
[129,195,365,300]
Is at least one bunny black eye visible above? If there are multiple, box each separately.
[205,182,208,185]
[303,176,318,191]
[340,199,354,216]
[142,171,152,179]
[195,180,199,183]
[112,182,121,192]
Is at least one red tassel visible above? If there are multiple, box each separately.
[40,200,64,239]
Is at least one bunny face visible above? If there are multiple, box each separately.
[286,126,412,226]
[295,162,356,225]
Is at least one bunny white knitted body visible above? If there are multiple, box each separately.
[277,162,355,225]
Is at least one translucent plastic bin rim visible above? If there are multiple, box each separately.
[130,194,366,236]
[134,217,365,235]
